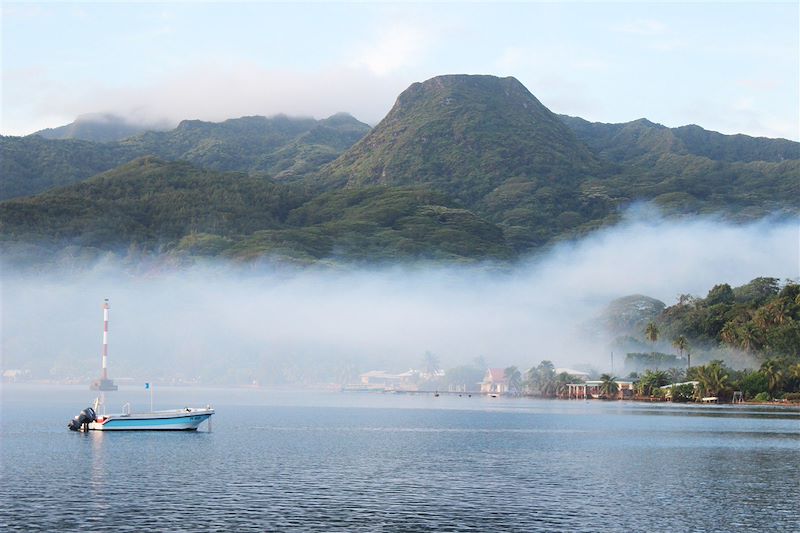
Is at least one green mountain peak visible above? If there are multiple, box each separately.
[324,74,604,203]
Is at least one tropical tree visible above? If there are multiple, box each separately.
[637,370,669,397]
[525,360,556,396]
[672,335,689,359]
[668,367,684,385]
[504,366,523,396]
[738,324,763,352]
[645,322,660,345]
[720,322,739,347]
[553,372,574,398]
[599,373,619,399]
[691,360,730,398]
[760,359,785,394]
[671,383,696,402]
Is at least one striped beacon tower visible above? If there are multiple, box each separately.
[90,299,117,391]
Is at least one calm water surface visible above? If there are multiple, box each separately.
[1,385,798,532]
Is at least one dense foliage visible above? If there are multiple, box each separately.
[1,113,369,200]
[1,74,798,262]
[658,278,800,359]
[600,279,800,400]
[0,158,513,263]
[560,116,800,219]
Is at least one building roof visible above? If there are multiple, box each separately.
[555,367,591,377]
[484,368,507,383]
[360,370,417,379]
[659,381,700,389]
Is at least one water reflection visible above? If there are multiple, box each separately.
[1,386,799,532]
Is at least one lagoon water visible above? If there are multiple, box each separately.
[1,385,798,532]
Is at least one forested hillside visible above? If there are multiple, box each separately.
[1,113,369,200]
[2,74,798,263]
[0,157,512,263]
[605,278,800,362]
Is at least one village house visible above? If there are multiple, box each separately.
[659,381,701,400]
[359,370,419,391]
[565,380,636,399]
[480,368,508,394]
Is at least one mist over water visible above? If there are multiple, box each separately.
[2,211,798,382]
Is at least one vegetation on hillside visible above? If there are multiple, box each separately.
[2,74,798,262]
[0,157,513,263]
[560,115,800,219]
[1,113,369,200]
[596,278,800,401]
[34,113,167,143]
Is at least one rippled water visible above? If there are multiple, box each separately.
[1,385,798,532]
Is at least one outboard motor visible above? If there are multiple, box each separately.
[67,407,96,431]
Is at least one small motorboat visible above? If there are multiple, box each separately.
[69,401,214,431]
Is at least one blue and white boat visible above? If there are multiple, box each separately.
[69,402,214,431]
[67,299,215,432]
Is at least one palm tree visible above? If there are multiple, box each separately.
[504,366,522,396]
[637,370,669,397]
[645,322,659,345]
[599,373,619,399]
[525,360,555,396]
[720,322,739,346]
[553,372,573,398]
[738,324,762,352]
[694,361,730,398]
[760,359,785,394]
[524,366,537,395]
[672,335,689,359]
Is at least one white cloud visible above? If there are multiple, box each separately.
[1,62,419,134]
[614,19,667,36]
[3,211,797,381]
[350,24,432,76]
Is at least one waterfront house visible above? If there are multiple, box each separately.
[480,368,508,394]
[659,381,700,400]
[565,380,636,399]
[359,370,419,391]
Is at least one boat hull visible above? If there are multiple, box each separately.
[88,409,214,431]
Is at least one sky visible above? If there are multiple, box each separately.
[2,1,798,139]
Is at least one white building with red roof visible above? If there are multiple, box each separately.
[480,368,508,394]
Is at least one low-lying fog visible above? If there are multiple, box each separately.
[2,210,798,384]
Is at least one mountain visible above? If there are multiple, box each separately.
[0,157,304,248]
[120,112,370,177]
[560,115,800,217]
[1,113,370,201]
[325,75,605,199]
[2,73,798,264]
[323,75,615,249]
[34,113,169,142]
[0,157,512,263]
[0,135,137,201]
[559,115,799,164]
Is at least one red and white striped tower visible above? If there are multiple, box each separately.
[90,298,117,391]
[101,299,109,380]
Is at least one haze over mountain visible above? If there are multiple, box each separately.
[34,113,171,143]
[1,74,797,265]
[1,113,370,200]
